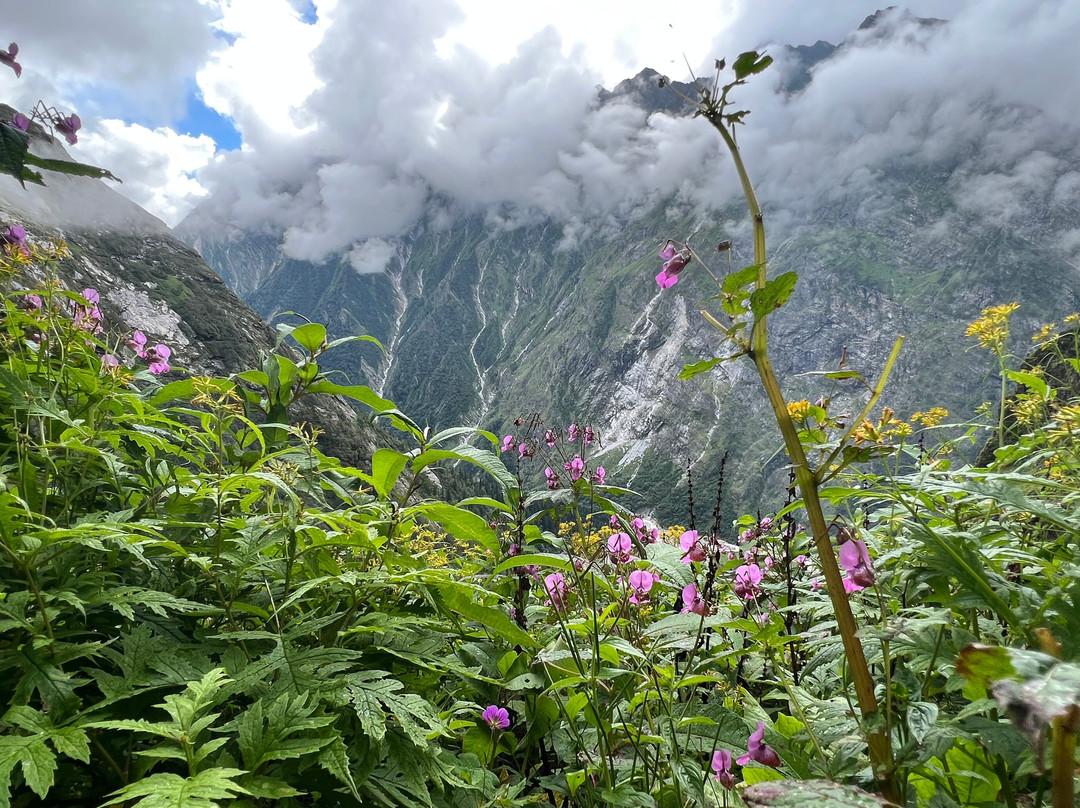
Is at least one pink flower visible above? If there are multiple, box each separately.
[2,224,26,246]
[591,466,606,485]
[739,527,756,544]
[759,517,774,531]
[795,554,808,567]
[146,344,171,374]
[764,555,774,570]
[127,330,148,357]
[100,353,119,371]
[839,539,875,588]
[482,705,510,730]
[11,113,29,132]
[0,43,21,78]
[23,293,41,311]
[811,577,822,591]
[545,467,560,490]
[733,564,763,600]
[584,426,595,445]
[502,435,515,453]
[544,572,568,610]
[607,532,634,564]
[843,577,863,594]
[628,569,659,605]
[737,721,781,768]
[681,583,708,616]
[609,514,620,527]
[568,423,580,441]
[711,749,735,789]
[518,442,533,459]
[679,529,705,564]
[544,429,556,447]
[565,454,585,481]
[656,240,690,288]
[54,113,81,145]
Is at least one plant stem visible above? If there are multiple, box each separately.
[1052,705,1079,808]
[706,110,899,804]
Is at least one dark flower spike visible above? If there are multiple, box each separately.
[0,43,21,78]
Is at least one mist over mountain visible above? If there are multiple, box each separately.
[177,6,1080,521]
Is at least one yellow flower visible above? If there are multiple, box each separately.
[1032,323,1058,345]
[965,302,1020,353]
[787,399,812,421]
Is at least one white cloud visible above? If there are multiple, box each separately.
[78,121,217,227]
[196,0,328,139]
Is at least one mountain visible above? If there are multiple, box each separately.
[175,10,1080,523]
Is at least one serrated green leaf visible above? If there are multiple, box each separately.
[100,767,250,808]
[750,271,798,318]
[437,581,537,648]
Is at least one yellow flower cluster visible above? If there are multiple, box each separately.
[852,407,908,445]
[910,407,949,427]
[965,302,1019,352]
[1032,322,1058,346]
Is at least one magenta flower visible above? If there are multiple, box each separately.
[568,423,580,441]
[679,529,705,564]
[737,721,781,768]
[795,554,808,567]
[733,563,763,600]
[607,532,634,564]
[23,293,41,311]
[759,517,773,531]
[544,467,560,490]
[518,442,533,459]
[681,583,708,616]
[501,434,515,453]
[591,465,606,485]
[565,454,585,481]
[482,704,510,730]
[81,288,99,305]
[100,354,119,371]
[656,240,690,289]
[127,330,148,357]
[146,343,171,374]
[544,429,556,447]
[584,425,595,445]
[544,572,568,610]
[839,539,875,589]
[2,224,27,246]
[0,43,21,78]
[627,569,659,605]
[11,113,29,132]
[54,113,81,145]
[711,749,735,789]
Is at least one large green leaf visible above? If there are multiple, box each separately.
[22,151,121,182]
[437,581,537,648]
[410,502,499,550]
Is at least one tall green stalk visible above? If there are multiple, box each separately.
[705,110,900,803]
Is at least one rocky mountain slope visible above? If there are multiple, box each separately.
[176,12,1080,523]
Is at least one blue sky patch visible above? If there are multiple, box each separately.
[177,85,242,151]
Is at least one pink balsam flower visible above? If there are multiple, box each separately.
[481,705,510,730]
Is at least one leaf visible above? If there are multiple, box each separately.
[743,780,890,808]
[21,151,121,182]
[371,448,409,498]
[318,735,361,800]
[1006,370,1049,398]
[750,271,798,318]
[411,502,499,550]
[436,581,537,648]
[0,122,30,187]
[732,50,774,80]
[288,322,327,353]
[100,768,250,808]
[679,357,724,380]
[722,263,762,293]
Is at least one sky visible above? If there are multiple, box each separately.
[1,0,1079,264]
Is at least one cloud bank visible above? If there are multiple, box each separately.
[183,0,1080,264]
